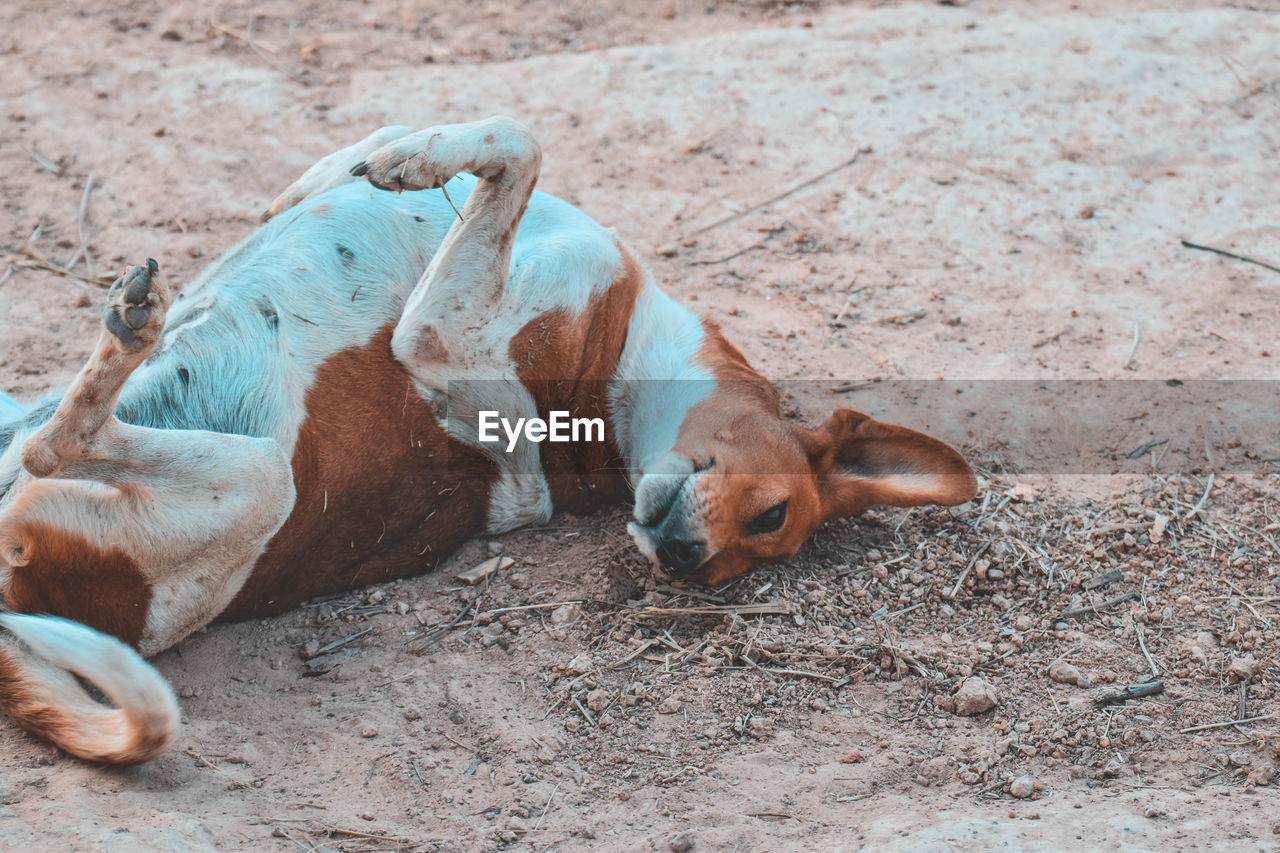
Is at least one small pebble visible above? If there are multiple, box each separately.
[1227,655,1258,682]
[550,603,581,626]
[1248,766,1275,786]
[1048,660,1089,687]
[952,677,999,716]
[1009,776,1034,798]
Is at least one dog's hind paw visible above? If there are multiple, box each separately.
[103,259,168,353]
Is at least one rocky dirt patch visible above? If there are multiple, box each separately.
[2,0,1278,849]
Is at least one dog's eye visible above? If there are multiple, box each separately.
[747,501,787,535]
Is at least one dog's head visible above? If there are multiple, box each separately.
[628,407,975,585]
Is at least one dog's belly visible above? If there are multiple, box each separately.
[219,325,497,620]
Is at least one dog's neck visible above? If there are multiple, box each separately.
[607,278,778,486]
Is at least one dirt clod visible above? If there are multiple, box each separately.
[668,832,695,852]
[953,677,999,716]
[1048,660,1089,687]
[1248,766,1275,787]
[1227,656,1259,682]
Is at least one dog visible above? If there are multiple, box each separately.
[0,117,975,764]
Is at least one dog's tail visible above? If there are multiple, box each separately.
[0,613,178,763]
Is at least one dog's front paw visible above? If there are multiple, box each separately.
[351,134,457,193]
[352,118,539,193]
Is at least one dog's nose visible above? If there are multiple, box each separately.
[656,538,706,576]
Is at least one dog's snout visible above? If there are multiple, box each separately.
[656,537,706,576]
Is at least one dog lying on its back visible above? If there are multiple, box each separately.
[0,117,975,763]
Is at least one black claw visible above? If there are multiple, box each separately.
[146,258,159,275]
[350,161,369,177]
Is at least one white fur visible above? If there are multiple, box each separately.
[608,281,715,480]
[263,125,415,221]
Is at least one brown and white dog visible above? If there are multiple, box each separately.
[0,117,974,764]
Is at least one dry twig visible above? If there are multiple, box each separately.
[1179,714,1275,734]
[1094,680,1165,706]
[687,148,871,237]
[1181,239,1280,275]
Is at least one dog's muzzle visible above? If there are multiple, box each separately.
[654,536,707,577]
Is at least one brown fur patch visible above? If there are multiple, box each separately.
[507,247,642,512]
[3,521,152,647]
[0,641,72,753]
[222,325,497,620]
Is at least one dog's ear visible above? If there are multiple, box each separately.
[808,408,976,520]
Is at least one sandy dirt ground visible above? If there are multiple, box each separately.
[2,1,1279,850]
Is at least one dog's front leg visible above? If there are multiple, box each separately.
[353,116,541,377]
[5,261,294,654]
[353,117,550,532]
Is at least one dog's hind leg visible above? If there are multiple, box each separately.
[0,261,294,763]
[352,116,548,532]
[8,260,294,653]
[21,261,170,479]
[263,125,416,220]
